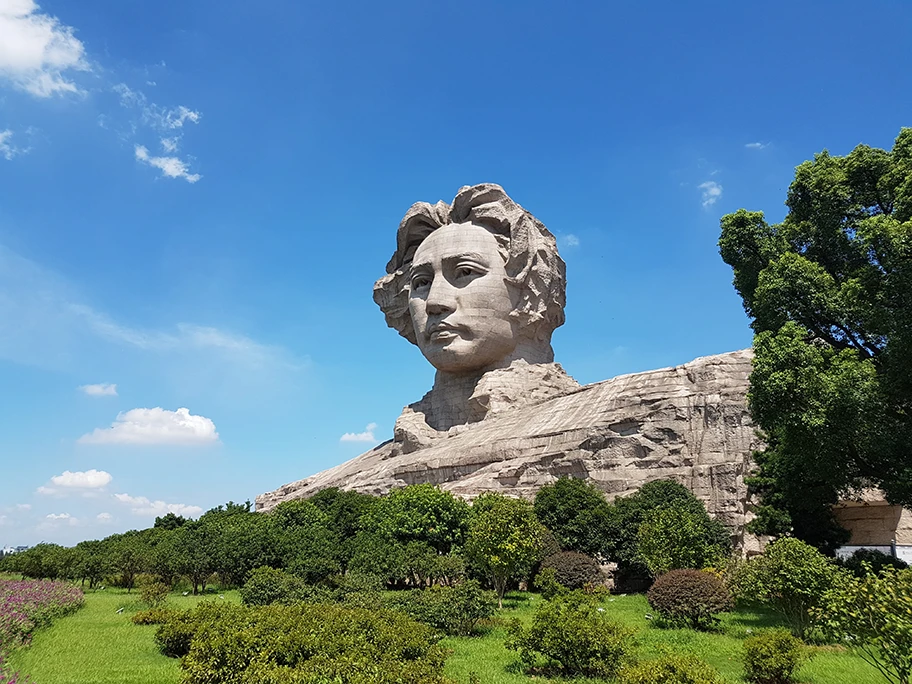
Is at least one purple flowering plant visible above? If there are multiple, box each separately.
[0,579,83,683]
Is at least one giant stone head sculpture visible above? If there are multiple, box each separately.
[374,184,566,376]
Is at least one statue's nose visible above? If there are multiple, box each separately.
[425,276,457,315]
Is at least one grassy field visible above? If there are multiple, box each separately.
[5,588,883,684]
[442,593,882,684]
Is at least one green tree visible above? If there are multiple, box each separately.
[731,537,845,638]
[465,493,545,608]
[816,566,912,684]
[363,483,470,554]
[106,531,150,591]
[169,524,213,595]
[154,512,188,531]
[719,128,912,550]
[602,480,729,581]
[74,540,111,588]
[533,477,610,557]
[310,487,377,541]
[637,507,728,577]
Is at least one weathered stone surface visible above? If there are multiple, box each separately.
[259,182,911,557]
[257,349,762,546]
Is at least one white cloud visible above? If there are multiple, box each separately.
[36,485,57,495]
[135,144,200,183]
[340,422,378,443]
[0,129,24,160]
[79,382,117,397]
[114,493,202,518]
[745,142,769,150]
[50,469,112,489]
[698,181,723,207]
[160,137,178,153]
[114,85,202,132]
[16,503,31,511]
[0,0,89,97]
[46,512,70,519]
[79,407,219,445]
[96,512,112,522]
[561,234,580,248]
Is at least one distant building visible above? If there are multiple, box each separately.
[1,545,29,557]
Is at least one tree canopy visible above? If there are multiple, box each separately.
[719,128,912,550]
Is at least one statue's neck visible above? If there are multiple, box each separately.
[426,342,554,431]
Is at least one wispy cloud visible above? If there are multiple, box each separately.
[79,407,219,446]
[46,512,71,520]
[560,234,580,248]
[340,422,378,443]
[0,129,24,160]
[745,142,769,150]
[96,512,112,522]
[0,0,89,97]
[698,181,723,207]
[80,383,117,397]
[135,144,200,183]
[113,84,202,182]
[114,493,202,518]
[0,245,306,375]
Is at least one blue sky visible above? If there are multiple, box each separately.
[1,0,909,546]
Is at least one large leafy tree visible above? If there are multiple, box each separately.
[362,483,470,554]
[533,477,611,557]
[719,128,912,551]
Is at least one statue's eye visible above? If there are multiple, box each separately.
[411,275,431,290]
[455,266,478,279]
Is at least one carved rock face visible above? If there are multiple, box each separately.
[408,222,518,374]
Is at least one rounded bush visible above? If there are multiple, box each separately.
[743,629,807,684]
[646,569,733,630]
[131,607,180,625]
[385,580,497,636]
[540,551,604,590]
[506,592,635,678]
[154,612,196,658]
[838,548,908,578]
[240,566,308,606]
[619,654,724,684]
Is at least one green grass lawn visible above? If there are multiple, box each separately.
[5,588,240,684]
[5,588,884,684]
[443,593,884,684]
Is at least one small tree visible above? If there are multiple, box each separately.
[815,566,912,684]
[465,493,545,608]
[731,537,844,638]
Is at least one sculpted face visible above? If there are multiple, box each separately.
[408,223,519,374]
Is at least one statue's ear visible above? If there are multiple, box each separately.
[373,271,418,346]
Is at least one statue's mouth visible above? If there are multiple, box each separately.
[427,321,462,343]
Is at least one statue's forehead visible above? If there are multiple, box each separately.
[411,222,500,265]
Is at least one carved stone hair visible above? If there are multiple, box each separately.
[373,183,566,346]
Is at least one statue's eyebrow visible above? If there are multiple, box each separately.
[444,251,489,265]
[409,252,491,278]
